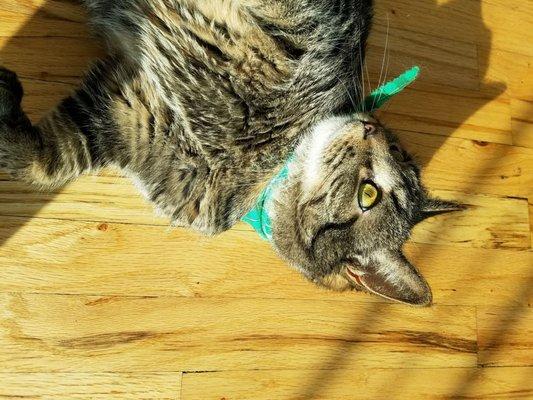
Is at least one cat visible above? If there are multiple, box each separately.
[0,0,461,306]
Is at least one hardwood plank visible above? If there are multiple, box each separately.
[478,0,533,57]
[511,98,533,149]
[481,47,532,101]
[477,306,533,367]
[0,4,89,38]
[0,216,531,306]
[0,372,181,400]
[529,198,533,248]
[412,189,529,250]
[399,131,533,199]
[181,367,533,400]
[0,36,102,84]
[0,171,165,225]
[365,26,511,145]
[0,171,529,249]
[20,78,77,121]
[0,0,86,21]
[373,0,481,45]
[0,294,477,372]
[366,24,479,91]
[378,87,512,145]
[480,46,532,148]
[0,0,530,398]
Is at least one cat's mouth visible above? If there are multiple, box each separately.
[345,265,365,287]
[343,263,433,306]
[344,264,395,301]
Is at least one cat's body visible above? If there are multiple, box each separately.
[1,0,371,233]
[0,0,460,305]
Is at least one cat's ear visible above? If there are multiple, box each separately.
[421,198,465,219]
[345,250,432,306]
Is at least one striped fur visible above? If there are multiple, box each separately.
[0,0,372,234]
[0,0,460,304]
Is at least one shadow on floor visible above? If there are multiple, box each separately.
[0,1,526,399]
[296,1,527,399]
[0,0,102,247]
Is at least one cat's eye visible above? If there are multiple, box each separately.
[358,181,380,211]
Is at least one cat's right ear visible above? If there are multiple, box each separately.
[345,250,432,306]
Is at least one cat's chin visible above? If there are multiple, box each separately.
[345,265,365,287]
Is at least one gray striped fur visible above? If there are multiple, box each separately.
[0,0,461,305]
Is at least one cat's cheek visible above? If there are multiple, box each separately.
[314,272,353,292]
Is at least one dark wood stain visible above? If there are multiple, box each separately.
[452,389,533,399]
[230,330,477,354]
[84,296,117,306]
[383,330,478,353]
[58,331,157,349]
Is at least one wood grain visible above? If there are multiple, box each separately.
[478,0,533,57]
[180,367,533,400]
[530,199,533,248]
[482,47,532,101]
[511,98,533,149]
[0,37,101,84]
[367,25,479,91]
[0,0,531,398]
[19,78,77,121]
[373,0,482,45]
[0,8,88,39]
[477,306,533,367]
[378,87,512,145]
[1,135,531,251]
[0,294,477,372]
[399,131,533,199]
[0,216,531,307]
[412,189,529,250]
[0,373,181,400]
[0,176,529,249]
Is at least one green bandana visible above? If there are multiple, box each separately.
[242,66,420,240]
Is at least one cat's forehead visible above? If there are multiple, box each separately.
[296,115,422,226]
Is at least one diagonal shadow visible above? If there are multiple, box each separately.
[0,1,528,399]
[448,273,532,398]
[296,0,530,398]
[0,0,504,248]
[0,0,103,247]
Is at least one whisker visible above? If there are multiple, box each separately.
[339,76,356,110]
[364,58,371,108]
[359,40,366,112]
[373,13,390,111]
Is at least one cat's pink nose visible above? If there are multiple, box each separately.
[363,122,377,139]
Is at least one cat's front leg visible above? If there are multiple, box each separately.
[0,63,116,189]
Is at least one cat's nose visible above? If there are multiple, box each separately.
[363,122,377,139]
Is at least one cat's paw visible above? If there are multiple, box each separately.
[0,67,23,118]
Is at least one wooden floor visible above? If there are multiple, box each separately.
[0,0,532,399]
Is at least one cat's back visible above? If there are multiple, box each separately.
[75,0,373,233]
[86,0,372,124]
[87,0,300,76]
[87,0,308,141]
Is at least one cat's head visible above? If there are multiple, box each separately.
[270,114,462,306]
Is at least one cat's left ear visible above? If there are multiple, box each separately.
[421,198,465,219]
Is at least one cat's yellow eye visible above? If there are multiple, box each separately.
[358,181,380,211]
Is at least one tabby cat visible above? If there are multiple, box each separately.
[0,0,461,306]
